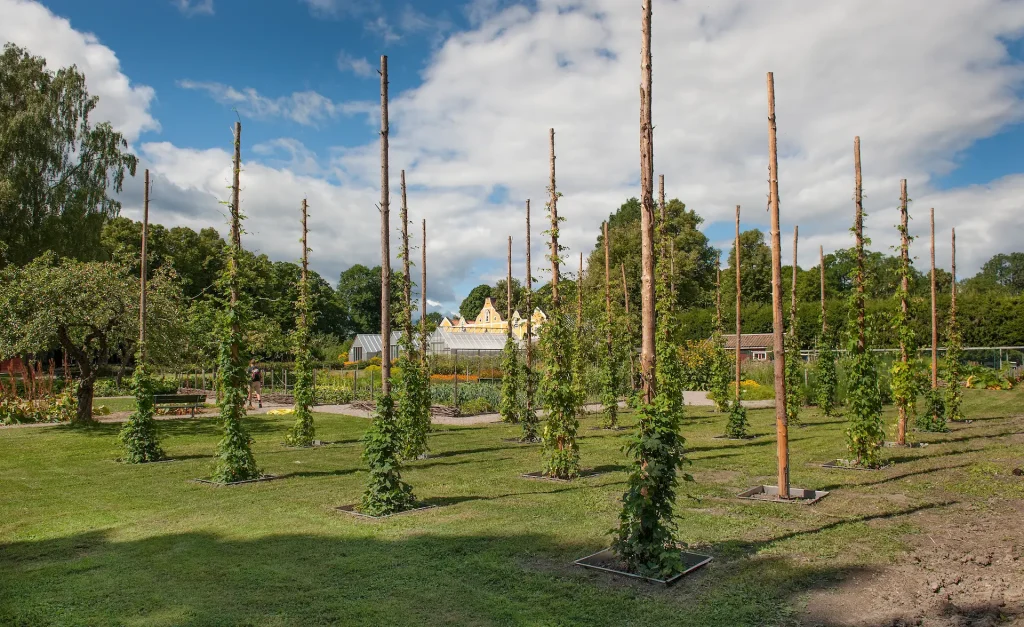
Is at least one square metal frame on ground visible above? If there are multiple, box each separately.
[883,441,929,448]
[192,475,278,487]
[821,460,892,471]
[574,548,713,586]
[737,485,829,504]
[334,504,439,519]
[520,470,606,483]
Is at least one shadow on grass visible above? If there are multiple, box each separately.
[0,528,873,627]
[687,439,773,454]
[422,446,516,459]
[816,462,974,492]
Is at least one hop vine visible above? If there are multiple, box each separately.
[118,358,165,463]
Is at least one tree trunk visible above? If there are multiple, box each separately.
[639,0,656,403]
[767,72,789,499]
[76,375,95,424]
[379,55,392,396]
[897,179,909,445]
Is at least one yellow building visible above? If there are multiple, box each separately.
[440,297,547,340]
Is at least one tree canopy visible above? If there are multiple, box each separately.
[0,44,138,268]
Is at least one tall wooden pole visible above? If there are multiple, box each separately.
[577,253,584,330]
[819,245,826,336]
[639,0,656,404]
[622,262,635,386]
[735,205,742,404]
[507,236,513,338]
[379,55,392,396]
[525,200,533,412]
[930,208,937,394]
[951,229,957,317]
[301,198,308,322]
[421,219,427,364]
[401,171,412,351]
[854,137,866,353]
[715,261,722,329]
[230,122,242,366]
[767,72,789,499]
[549,129,559,305]
[897,179,910,445]
[790,226,798,329]
[139,169,150,363]
[604,222,613,365]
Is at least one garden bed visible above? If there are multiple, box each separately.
[574,547,712,585]
[736,485,829,504]
[335,503,438,519]
[520,470,606,482]
[192,475,278,487]
[821,459,892,471]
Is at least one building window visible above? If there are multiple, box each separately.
[752,351,767,361]
[353,347,362,361]
[391,346,399,360]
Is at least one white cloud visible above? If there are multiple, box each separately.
[9,0,1024,310]
[176,80,371,127]
[365,15,401,44]
[337,50,374,77]
[173,0,214,17]
[0,0,159,143]
[301,0,372,19]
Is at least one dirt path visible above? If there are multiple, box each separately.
[801,500,1024,627]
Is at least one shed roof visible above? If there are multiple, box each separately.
[429,328,515,351]
[721,333,774,350]
[352,332,403,354]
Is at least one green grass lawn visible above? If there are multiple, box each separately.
[92,397,136,414]
[2,389,1022,626]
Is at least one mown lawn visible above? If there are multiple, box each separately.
[1,389,1022,626]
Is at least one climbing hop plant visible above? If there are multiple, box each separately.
[845,343,884,467]
[918,388,947,432]
[118,359,165,463]
[612,209,690,578]
[725,398,748,439]
[598,313,620,428]
[944,312,964,422]
[286,201,316,447]
[361,394,415,515]
[211,296,260,482]
[783,330,802,426]
[499,334,523,424]
[394,275,430,460]
[815,336,839,416]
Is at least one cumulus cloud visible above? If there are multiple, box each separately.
[337,50,374,77]
[0,0,159,143]
[176,80,372,127]
[7,0,1024,310]
[173,0,214,17]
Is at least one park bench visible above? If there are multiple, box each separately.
[153,394,207,418]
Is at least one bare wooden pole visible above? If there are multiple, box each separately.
[622,262,636,386]
[767,72,789,499]
[639,0,656,403]
[715,261,722,329]
[897,179,909,445]
[421,219,427,364]
[400,170,412,351]
[854,137,866,354]
[549,129,560,305]
[230,122,242,366]
[819,245,826,336]
[931,208,938,393]
[604,222,613,363]
[577,252,584,329]
[790,226,798,329]
[951,228,957,314]
[379,55,392,396]
[735,205,742,404]
[301,198,308,324]
[525,200,533,411]
[507,236,513,338]
[139,169,150,362]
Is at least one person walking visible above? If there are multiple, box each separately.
[247,359,263,410]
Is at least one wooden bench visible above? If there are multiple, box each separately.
[153,394,207,417]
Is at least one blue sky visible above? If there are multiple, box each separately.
[5,0,1024,314]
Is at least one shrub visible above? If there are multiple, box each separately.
[677,339,716,391]
[460,397,494,415]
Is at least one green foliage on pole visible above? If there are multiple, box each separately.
[944,315,965,422]
[918,389,947,432]
[395,337,430,460]
[539,191,580,479]
[360,394,415,515]
[519,364,541,443]
[118,360,165,463]
[845,346,884,467]
[599,316,620,428]
[815,337,839,416]
[612,211,690,578]
[725,399,749,439]
[285,294,315,447]
[499,335,522,424]
[211,302,260,483]
[783,330,802,426]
